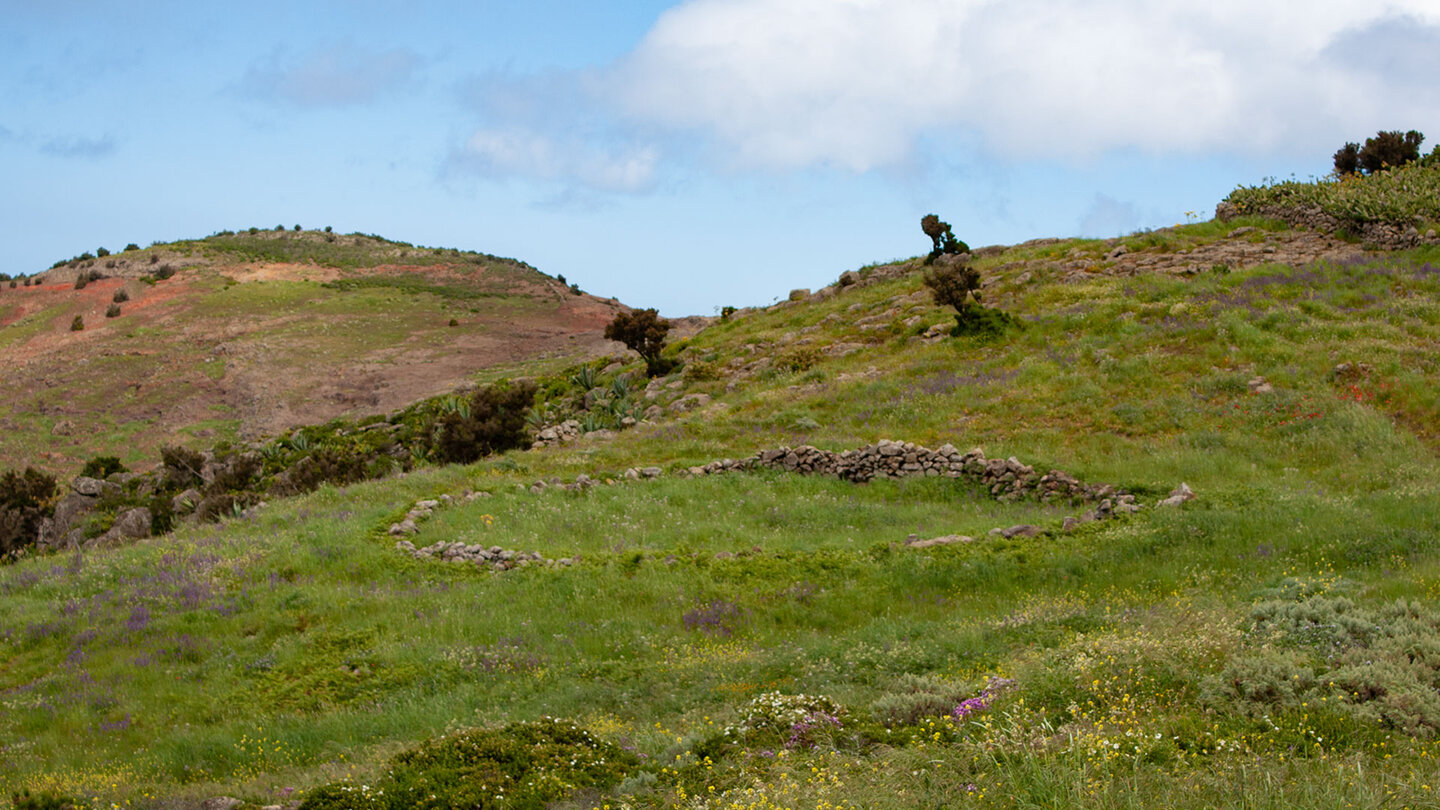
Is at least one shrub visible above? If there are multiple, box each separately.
[298,718,638,810]
[275,224,284,231]
[112,288,129,303]
[324,225,332,233]
[70,315,84,331]
[73,275,87,290]
[105,303,121,318]
[294,224,302,231]
[720,305,737,320]
[123,243,139,252]
[10,789,86,810]
[160,445,204,491]
[80,456,127,479]
[95,247,110,258]
[921,213,970,264]
[435,382,537,464]
[1335,130,1425,176]
[152,264,175,280]
[0,468,59,559]
[248,227,259,235]
[448,317,458,327]
[605,308,673,377]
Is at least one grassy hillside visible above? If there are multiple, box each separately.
[0,230,627,474]
[3,194,1440,808]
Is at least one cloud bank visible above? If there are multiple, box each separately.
[457,0,1440,190]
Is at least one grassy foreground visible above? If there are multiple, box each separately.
[4,221,1440,808]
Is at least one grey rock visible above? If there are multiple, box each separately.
[201,799,243,810]
[72,476,106,497]
[999,524,1043,538]
[88,507,152,548]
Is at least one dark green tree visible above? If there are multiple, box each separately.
[1335,130,1425,175]
[605,308,674,377]
[920,214,970,264]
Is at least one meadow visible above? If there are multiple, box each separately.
[4,216,1440,808]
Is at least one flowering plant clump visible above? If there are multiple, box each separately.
[953,677,1016,723]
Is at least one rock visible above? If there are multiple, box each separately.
[1157,482,1195,508]
[201,799,243,810]
[640,467,663,479]
[172,488,201,514]
[72,476,106,497]
[669,393,712,414]
[998,524,1043,538]
[1227,226,1258,238]
[1247,377,1273,394]
[907,534,973,549]
[87,507,152,549]
[389,519,419,536]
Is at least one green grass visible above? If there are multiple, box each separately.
[3,221,1440,808]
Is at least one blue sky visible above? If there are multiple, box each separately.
[3,1,1439,315]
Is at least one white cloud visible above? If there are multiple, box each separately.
[242,42,420,108]
[454,127,660,193]
[603,0,1440,170]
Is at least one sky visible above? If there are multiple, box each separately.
[3,1,1439,315]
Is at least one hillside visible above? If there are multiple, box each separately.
[3,169,1440,810]
[0,229,634,473]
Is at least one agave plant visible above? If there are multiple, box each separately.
[570,364,598,391]
[609,375,631,400]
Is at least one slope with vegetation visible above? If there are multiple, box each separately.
[0,228,631,475]
[3,164,1440,809]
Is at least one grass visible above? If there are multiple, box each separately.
[3,215,1440,808]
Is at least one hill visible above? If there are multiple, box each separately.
[2,170,1440,809]
[0,229,635,473]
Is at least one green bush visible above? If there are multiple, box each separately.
[11,789,86,810]
[159,445,204,491]
[80,456,127,479]
[69,315,84,331]
[298,718,638,810]
[0,467,59,559]
[95,247,110,258]
[105,303,121,318]
[870,673,974,726]
[435,382,536,465]
[112,288,129,303]
[152,264,175,280]
[73,275,87,290]
[123,243,139,252]
[1209,592,1440,736]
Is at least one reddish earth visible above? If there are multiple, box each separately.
[0,260,689,471]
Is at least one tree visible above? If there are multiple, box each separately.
[605,308,674,377]
[1334,130,1425,176]
[920,214,970,264]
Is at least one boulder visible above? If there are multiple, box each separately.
[72,476,106,497]
[87,507,152,549]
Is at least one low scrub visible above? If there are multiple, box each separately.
[298,718,638,809]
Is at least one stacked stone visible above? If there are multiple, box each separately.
[395,539,573,571]
[533,419,582,448]
[676,439,1122,506]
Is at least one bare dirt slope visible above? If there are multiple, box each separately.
[0,235,642,471]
